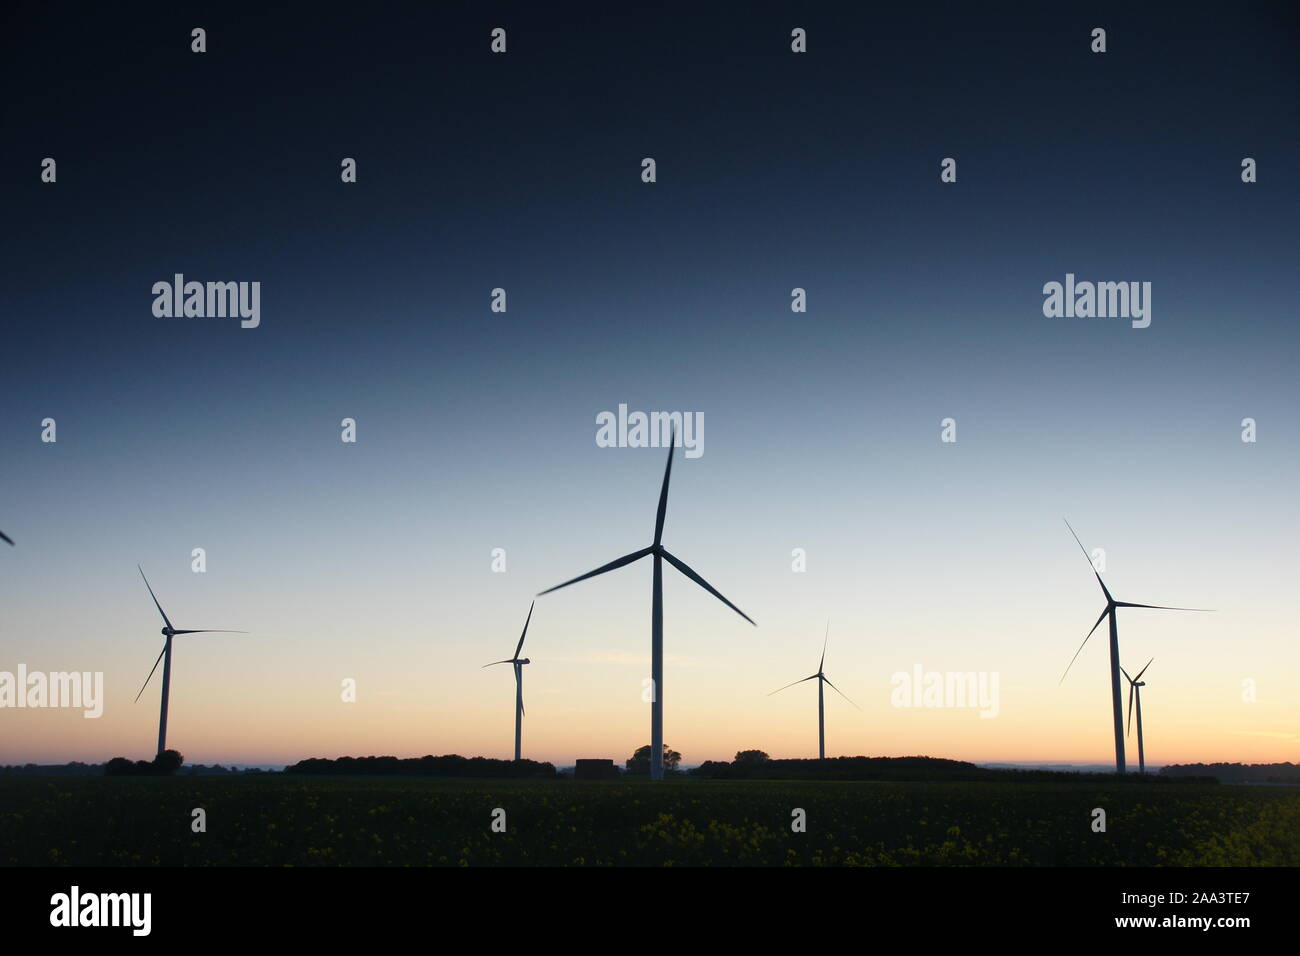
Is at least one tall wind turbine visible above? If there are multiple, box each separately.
[135,566,245,756]
[483,601,534,761]
[768,623,858,759]
[1059,521,1208,773]
[1122,658,1153,774]
[538,428,755,781]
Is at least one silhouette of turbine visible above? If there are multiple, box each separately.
[768,622,858,759]
[538,428,755,781]
[483,601,534,761]
[1059,521,1209,773]
[135,566,245,757]
[1122,658,1153,774]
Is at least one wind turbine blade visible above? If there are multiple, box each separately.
[1134,657,1154,681]
[0,530,13,546]
[767,674,818,695]
[481,659,513,668]
[537,547,654,596]
[170,629,247,635]
[515,601,535,658]
[653,427,675,546]
[138,566,174,630]
[135,646,167,702]
[819,621,828,672]
[1127,682,1135,736]
[1120,666,1133,683]
[1059,607,1109,684]
[1063,519,1111,601]
[822,675,861,710]
[515,663,524,716]
[659,548,755,625]
[1114,602,1213,612]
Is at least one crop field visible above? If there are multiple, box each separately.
[2,776,1297,867]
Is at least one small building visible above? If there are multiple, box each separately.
[573,758,620,780]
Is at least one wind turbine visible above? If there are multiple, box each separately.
[768,622,858,759]
[538,428,755,781]
[1122,658,1153,774]
[483,601,534,761]
[1059,521,1209,773]
[135,566,245,756]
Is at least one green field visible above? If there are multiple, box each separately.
[3,776,1297,866]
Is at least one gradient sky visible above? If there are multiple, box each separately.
[1,3,1296,767]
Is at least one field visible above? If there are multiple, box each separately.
[2,776,1297,866]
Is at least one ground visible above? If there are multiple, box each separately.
[3,775,1296,866]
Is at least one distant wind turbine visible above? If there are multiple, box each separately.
[1122,658,1153,774]
[768,623,859,759]
[483,601,534,761]
[538,428,755,781]
[135,566,246,756]
[0,530,12,546]
[1059,521,1209,773]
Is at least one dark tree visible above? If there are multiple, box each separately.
[734,750,770,765]
[152,750,184,774]
[626,744,682,775]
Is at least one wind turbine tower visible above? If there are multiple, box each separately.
[483,601,535,761]
[1060,522,1208,773]
[539,429,755,780]
[1122,658,1153,774]
[768,623,858,759]
[135,566,245,756]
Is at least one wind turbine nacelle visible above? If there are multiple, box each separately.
[518,658,530,665]
[161,628,173,637]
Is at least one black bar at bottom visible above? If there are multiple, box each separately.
[5,866,1286,940]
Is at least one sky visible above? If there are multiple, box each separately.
[1,2,1296,767]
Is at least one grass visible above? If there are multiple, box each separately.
[3,775,1297,866]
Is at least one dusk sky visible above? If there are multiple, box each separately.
[1,3,1296,767]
